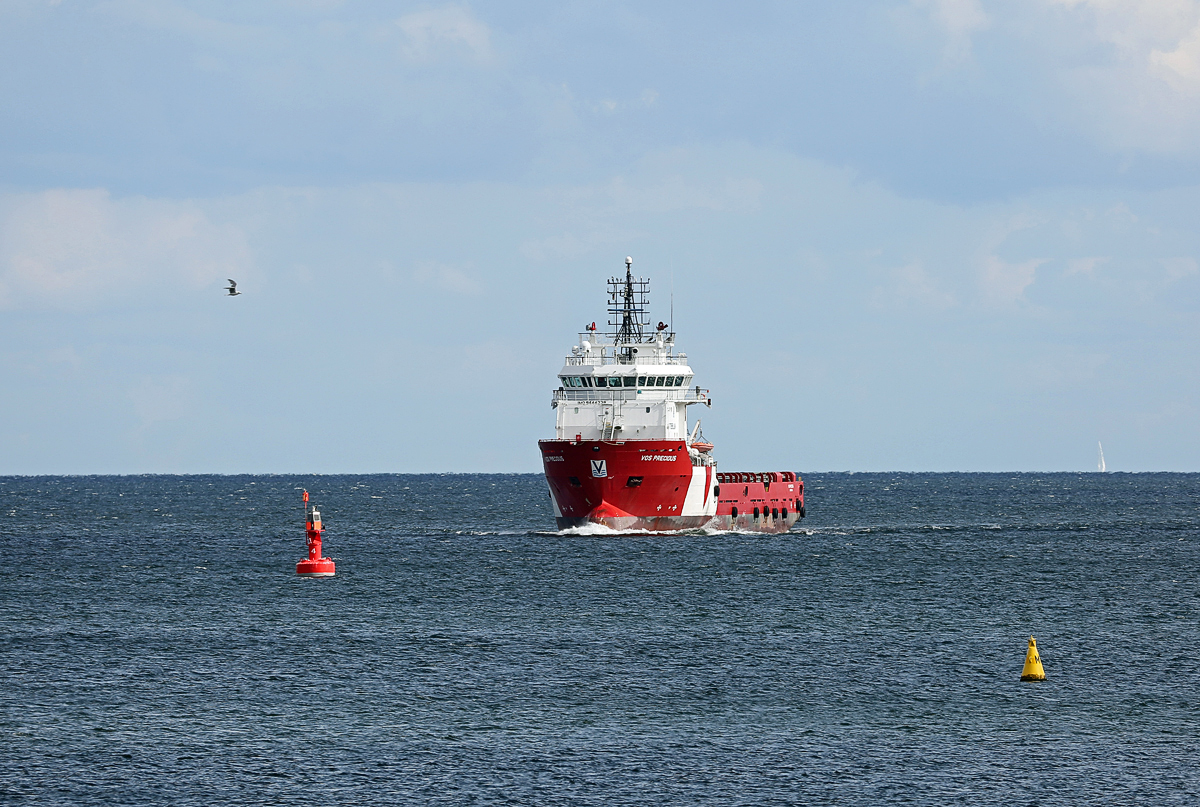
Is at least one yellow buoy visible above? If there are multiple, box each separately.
[1020,636,1045,681]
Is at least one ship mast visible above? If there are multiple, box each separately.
[608,256,649,362]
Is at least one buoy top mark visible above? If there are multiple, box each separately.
[1021,635,1046,681]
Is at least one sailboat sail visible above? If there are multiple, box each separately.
[1098,441,1106,473]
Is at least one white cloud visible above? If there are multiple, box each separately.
[395,5,492,62]
[1049,0,1200,152]
[1050,0,1198,53]
[1026,346,1111,387]
[914,0,991,61]
[0,189,252,309]
[601,174,764,215]
[1054,0,1200,84]
[518,157,764,261]
[874,262,958,310]
[520,230,618,262]
[412,262,482,295]
[980,255,1044,305]
[1162,255,1199,280]
[1151,22,1200,84]
[1066,256,1107,275]
[101,0,260,48]
[129,374,195,425]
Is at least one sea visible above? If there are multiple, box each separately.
[2,472,1198,806]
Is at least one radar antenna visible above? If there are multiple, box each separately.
[607,256,649,360]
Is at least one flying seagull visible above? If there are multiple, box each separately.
[225,279,241,296]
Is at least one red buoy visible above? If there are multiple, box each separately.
[296,489,335,577]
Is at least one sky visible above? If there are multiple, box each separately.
[2,0,1200,473]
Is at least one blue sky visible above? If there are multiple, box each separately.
[2,0,1200,472]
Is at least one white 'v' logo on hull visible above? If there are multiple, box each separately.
[590,459,608,478]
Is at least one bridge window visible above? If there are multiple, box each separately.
[638,376,646,385]
[596,377,608,387]
[583,377,593,387]
[623,376,636,387]
[654,376,664,386]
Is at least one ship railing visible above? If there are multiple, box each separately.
[552,387,710,405]
[562,354,690,367]
[716,471,799,484]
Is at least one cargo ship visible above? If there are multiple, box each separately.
[539,258,805,533]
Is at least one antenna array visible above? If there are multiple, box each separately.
[606,264,649,345]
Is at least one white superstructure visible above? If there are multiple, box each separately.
[552,323,711,442]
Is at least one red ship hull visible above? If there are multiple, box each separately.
[540,439,804,533]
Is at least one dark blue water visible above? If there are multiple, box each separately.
[3,473,1198,805]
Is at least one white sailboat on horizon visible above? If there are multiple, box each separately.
[1097,441,1106,473]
